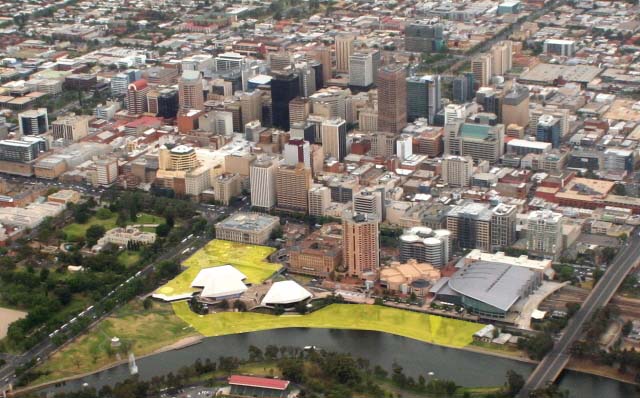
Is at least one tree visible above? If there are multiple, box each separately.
[265,345,279,360]
[96,208,113,220]
[248,345,263,361]
[622,320,633,337]
[505,370,525,397]
[85,225,106,247]
[278,357,305,383]
[143,297,153,310]
[156,223,171,237]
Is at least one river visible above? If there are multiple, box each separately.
[39,328,637,397]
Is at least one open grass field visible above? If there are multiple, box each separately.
[155,240,279,297]
[63,212,164,241]
[173,303,482,348]
[0,307,26,339]
[117,251,142,268]
[33,302,197,384]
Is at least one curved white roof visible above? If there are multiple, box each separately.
[261,280,312,306]
[192,265,248,299]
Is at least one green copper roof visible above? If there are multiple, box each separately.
[460,123,491,139]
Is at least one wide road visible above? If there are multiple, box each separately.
[518,229,640,397]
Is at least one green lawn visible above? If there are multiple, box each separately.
[63,212,165,241]
[117,251,142,268]
[173,303,482,349]
[155,240,280,297]
[33,302,197,384]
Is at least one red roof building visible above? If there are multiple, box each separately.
[228,375,290,398]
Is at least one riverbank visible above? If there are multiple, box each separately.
[28,302,638,391]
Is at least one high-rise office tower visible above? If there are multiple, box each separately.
[342,210,380,278]
[297,63,317,97]
[179,70,204,112]
[156,88,179,119]
[51,114,89,142]
[490,40,513,77]
[269,53,293,74]
[335,33,355,74]
[348,50,380,89]
[527,210,563,258]
[353,188,384,222]
[442,155,474,188]
[406,74,441,124]
[126,80,150,115]
[308,184,332,217]
[271,72,300,131]
[283,139,311,168]
[289,97,310,126]
[491,203,517,251]
[240,90,263,131]
[250,156,278,210]
[452,73,475,103]
[309,60,324,91]
[311,45,332,87]
[275,163,312,214]
[536,114,562,148]
[18,108,48,136]
[404,22,445,53]
[321,117,347,161]
[0,136,48,163]
[446,202,493,252]
[349,52,373,89]
[444,121,505,164]
[471,54,492,88]
[502,85,530,128]
[377,65,407,134]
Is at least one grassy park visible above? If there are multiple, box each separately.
[155,240,280,297]
[33,301,197,383]
[63,211,165,241]
[173,302,481,348]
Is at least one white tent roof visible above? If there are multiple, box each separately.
[261,280,312,306]
[191,265,248,299]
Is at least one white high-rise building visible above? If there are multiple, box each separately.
[444,103,465,125]
[308,184,331,217]
[250,157,278,210]
[527,210,563,259]
[396,134,413,161]
[442,155,474,187]
[349,52,374,88]
[213,111,234,136]
[214,52,246,72]
[95,158,118,186]
[353,188,384,222]
[283,139,311,168]
[321,117,347,161]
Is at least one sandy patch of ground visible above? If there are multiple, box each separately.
[0,307,27,338]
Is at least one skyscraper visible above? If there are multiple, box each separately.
[491,203,517,251]
[250,156,278,211]
[536,114,562,148]
[442,155,474,188]
[283,139,311,168]
[178,70,204,112]
[349,52,374,89]
[490,40,513,77]
[311,45,332,87]
[527,210,563,258]
[126,80,150,115]
[275,163,312,214]
[471,54,492,88]
[271,72,300,131]
[240,90,263,131]
[502,85,530,129]
[335,33,355,74]
[404,22,445,53]
[406,75,441,124]
[342,210,380,278]
[377,65,407,134]
[321,117,347,161]
[18,108,48,136]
